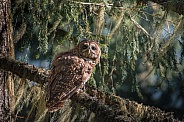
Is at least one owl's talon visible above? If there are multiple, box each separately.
[76,89,83,94]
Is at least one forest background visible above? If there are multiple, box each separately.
[0,0,184,121]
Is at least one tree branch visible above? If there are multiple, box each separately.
[0,57,49,85]
[71,1,184,15]
[150,0,184,15]
[74,86,179,122]
[0,57,180,121]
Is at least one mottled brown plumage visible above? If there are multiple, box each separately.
[46,40,101,112]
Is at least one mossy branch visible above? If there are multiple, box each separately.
[0,57,180,121]
[0,57,49,85]
[75,86,179,122]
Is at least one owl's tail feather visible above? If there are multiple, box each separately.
[46,101,65,112]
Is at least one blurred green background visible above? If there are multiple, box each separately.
[12,0,184,121]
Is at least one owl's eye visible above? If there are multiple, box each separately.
[91,46,96,50]
[82,45,88,49]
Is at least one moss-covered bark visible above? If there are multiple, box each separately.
[0,0,14,121]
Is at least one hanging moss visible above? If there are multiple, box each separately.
[11,0,184,121]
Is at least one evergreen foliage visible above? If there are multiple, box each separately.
[11,0,184,121]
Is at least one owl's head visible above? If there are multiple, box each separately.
[78,40,101,64]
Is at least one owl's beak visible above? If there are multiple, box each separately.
[87,50,90,55]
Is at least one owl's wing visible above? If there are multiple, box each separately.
[46,54,92,110]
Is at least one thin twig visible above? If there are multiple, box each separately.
[127,13,153,39]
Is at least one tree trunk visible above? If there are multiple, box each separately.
[0,0,14,121]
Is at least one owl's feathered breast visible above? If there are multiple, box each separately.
[46,52,93,110]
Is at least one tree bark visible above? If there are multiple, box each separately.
[0,0,14,121]
[0,57,180,121]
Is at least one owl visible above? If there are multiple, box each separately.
[46,40,101,112]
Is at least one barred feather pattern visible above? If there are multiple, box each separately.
[46,40,101,112]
